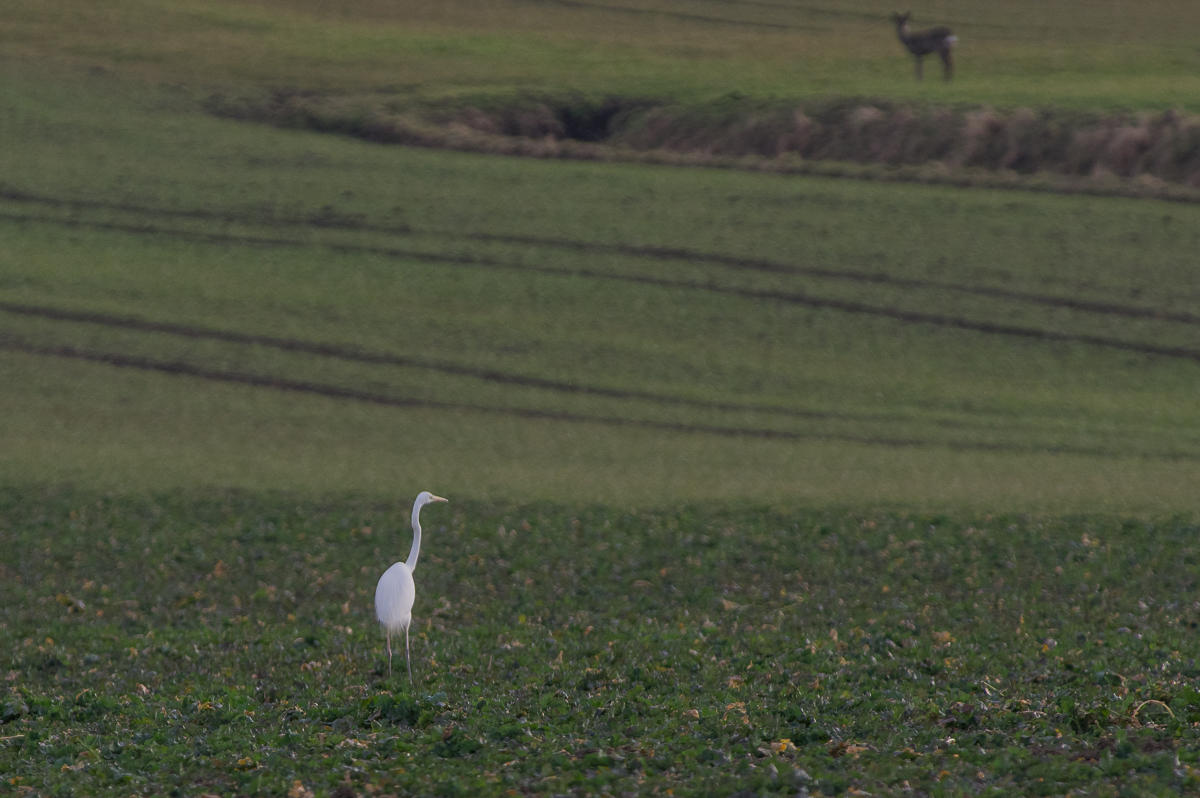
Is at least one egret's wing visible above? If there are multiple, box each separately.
[375,563,416,630]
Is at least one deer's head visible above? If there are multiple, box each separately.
[891,11,912,31]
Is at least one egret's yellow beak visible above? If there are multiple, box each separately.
[430,495,448,503]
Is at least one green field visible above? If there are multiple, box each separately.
[5,492,1200,797]
[4,66,1200,510]
[5,2,1200,796]
[8,0,1200,109]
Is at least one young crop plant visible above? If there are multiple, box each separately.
[4,489,1200,796]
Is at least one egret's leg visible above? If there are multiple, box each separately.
[405,624,412,683]
[386,632,393,677]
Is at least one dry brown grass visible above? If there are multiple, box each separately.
[208,90,1200,203]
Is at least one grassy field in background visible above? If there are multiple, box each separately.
[6,0,1200,110]
[5,491,1200,797]
[7,3,1200,797]
[3,70,1200,509]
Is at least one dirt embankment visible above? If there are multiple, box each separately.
[208,91,1200,200]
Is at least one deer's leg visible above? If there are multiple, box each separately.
[914,56,924,81]
[941,49,953,81]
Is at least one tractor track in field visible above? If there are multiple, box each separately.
[0,300,1120,436]
[0,299,903,427]
[3,188,1196,327]
[514,0,824,30]
[0,300,1154,437]
[5,195,1196,324]
[3,337,1196,461]
[464,231,1200,326]
[4,210,1200,366]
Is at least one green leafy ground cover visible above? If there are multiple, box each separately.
[4,490,1200,796]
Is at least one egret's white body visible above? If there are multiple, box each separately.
[376,491,447,680]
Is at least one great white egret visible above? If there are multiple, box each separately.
[375,491,448,681]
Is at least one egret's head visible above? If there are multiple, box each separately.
[416,491,449,505]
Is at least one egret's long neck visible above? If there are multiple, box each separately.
[406,500,424,571]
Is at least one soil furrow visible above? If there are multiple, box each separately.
[4,211,1198,364]
[515,0,821,30]
[2,338,1193,460]
[2,190,1194,326]
[0,299,890,425]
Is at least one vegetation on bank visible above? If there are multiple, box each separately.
[4,490,1200,796]
[210,92,1200,199]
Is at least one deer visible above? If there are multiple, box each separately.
[892,12,957,81]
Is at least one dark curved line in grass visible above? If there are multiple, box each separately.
[2,188,1195,328]
[4,339,1194,461]
[698,0,881,22]
[0,299,894,426]
[0,338,917,447]
[644,279,1200,365]
[458,230,1200,327]
[700,0,1066,31]
[11,211,1199,367]
[549,264,1200,365]
[0,300,1130,437]
[515,0,823,30]
[0,184,335,222]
